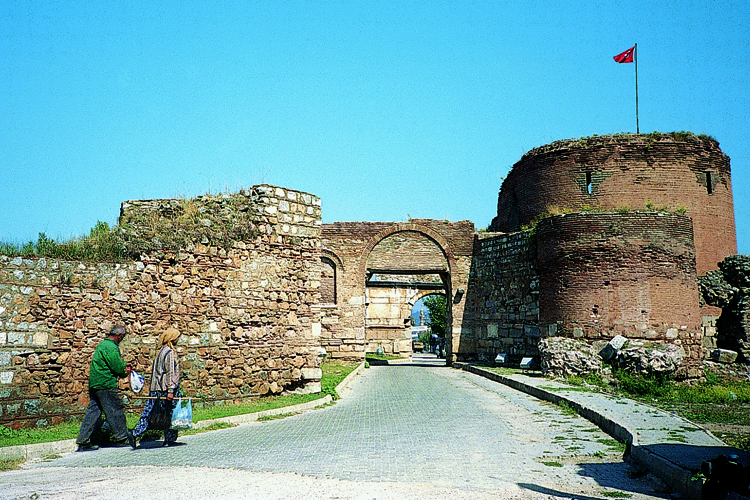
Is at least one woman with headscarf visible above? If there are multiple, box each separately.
[132,327,182,447]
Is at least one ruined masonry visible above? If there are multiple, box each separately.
[1,186,324,428]
[1,133,746,428]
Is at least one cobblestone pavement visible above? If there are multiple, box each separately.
[2,356,671,500]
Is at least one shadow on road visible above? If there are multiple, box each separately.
[517,483,619,500]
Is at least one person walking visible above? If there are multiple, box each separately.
[76,324,136,451]
[132,327,182,447]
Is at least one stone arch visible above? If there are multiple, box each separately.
[320,249,344,305]
[357,223,457,362]
[357,222,457,278]
[408,289,446,309]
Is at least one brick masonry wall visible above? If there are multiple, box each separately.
[0,185,325,428]
[463,231,540,362]
[490,135,737,276]
[321,220,474,362]
[535,212,703,371]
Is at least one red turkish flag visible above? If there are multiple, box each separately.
[613,46,635,63]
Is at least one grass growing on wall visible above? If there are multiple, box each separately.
[1,222,129,262]
[118,195,262,256]
[0,193,264,263]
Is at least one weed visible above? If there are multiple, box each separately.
[597,438,627,452]
[0,458,24,471]
[179,422,235,436]
[541,460,564,467]
[612,369,673,398]
[557,400,579,416]
[58,270,74,286]
[565,372,606,389]
[601,492,632,498]
[257,412,300,422]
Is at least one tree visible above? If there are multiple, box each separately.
[423,294,446,338]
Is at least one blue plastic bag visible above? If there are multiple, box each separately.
[170,398,193,430]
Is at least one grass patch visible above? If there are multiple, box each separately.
[485,366,529,376]
[0,458,24,471]
[364,354,406,366]
[565,372,607,389]
[257,412,300,422]
[540,460,563,467]
[0,420,80,448]
[320,360,359,399]
[0,360,359,448]
[558,366,750,451]
[597,438,627,452]
[556,400,579,417]
[191,393,325,421]
[601,492,632,498]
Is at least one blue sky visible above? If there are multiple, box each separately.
[2,1,749,255]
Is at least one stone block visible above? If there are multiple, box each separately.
[711,348,738,364]
[599,334,628,362]
[301,368,322,380]
[487,324,498,339]
[7,333,25,345]
[33,331,48,347]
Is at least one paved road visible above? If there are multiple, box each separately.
[2,355,670,499]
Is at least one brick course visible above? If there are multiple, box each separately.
[490,135,736,275]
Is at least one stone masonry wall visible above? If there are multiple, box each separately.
[463,231,540,363]
[0,185,324,428]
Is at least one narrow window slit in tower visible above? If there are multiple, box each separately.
[585,172,592,194]
[705,171,713,194]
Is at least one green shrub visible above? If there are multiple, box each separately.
[613,369,673,398]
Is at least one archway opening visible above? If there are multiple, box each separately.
[410,293,447,364]
[362,228,454,362]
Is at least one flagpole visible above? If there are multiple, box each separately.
[635,43,639,134]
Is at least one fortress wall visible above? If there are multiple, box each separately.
[0,185,324,428]
[320,222,392,360]
[535,212,703,371]
[463,231,540,363]
[491,135,736,275]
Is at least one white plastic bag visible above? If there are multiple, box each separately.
[170,398,193,430]
[129,370,145,393]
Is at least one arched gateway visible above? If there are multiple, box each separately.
[319,220,476,364]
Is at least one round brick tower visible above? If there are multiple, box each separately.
[535,211,703,367]
[490,133,736,275]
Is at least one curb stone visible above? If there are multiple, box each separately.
[0,362,367,462]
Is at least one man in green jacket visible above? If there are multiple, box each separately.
[76,325,136,451]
